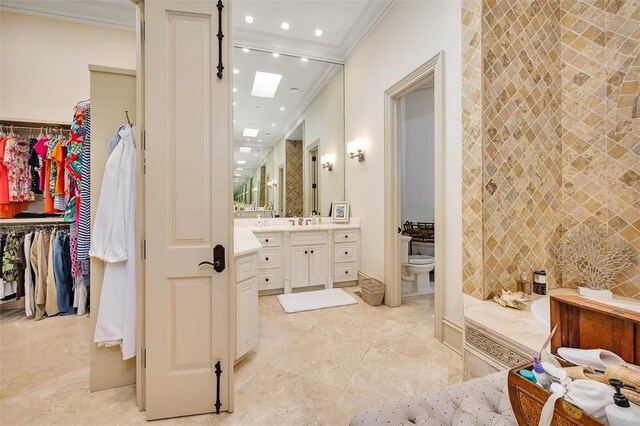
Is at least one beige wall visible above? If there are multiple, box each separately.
[0,11,136,123]
[344,0,464,328]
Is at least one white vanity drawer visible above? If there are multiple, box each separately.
[334,230,358,242]
[334,243,358,263]
[254,233,281,247]
[258,271,281,290]
[236,254,258,282]
[258,249,280,269]
[290,231,327,246]
[334,262,358,282]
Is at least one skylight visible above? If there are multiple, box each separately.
[243,128,259,137]
[251,71,282,98]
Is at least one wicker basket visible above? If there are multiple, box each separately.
[360,279,385,306]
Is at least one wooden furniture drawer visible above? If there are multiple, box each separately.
[258,249,280,269]
[258,271,281,290]
[334,230,358,242]
[334,262,358,282]
[334,243,358,263]
[254,233,281,247]
[290,231,327,246]
[236,254,258,282]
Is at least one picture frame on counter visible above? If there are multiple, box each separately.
[331,201,350,223]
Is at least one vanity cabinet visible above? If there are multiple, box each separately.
[246,224,360,295]
[235,253,259,362]
[253,232,283,291]
[333,230,359,283]
[290,244,328,288]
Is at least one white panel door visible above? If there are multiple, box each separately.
[236,277,258,360]
[308,244,328,286]
[290,247,309,288]
[144,0,232,420]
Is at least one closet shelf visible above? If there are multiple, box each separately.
[1,217,67,226]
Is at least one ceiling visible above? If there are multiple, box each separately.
[1,0,392,63]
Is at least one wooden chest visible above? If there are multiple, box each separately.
[508,294,640,425]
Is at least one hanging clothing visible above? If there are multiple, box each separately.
[28,138,42,194]
[90,124,136,360]
[77,105,92,283]
[0,137,29,218]
[23,232,35,317]
[4,137,33,202]
[31,231,50,320]
[45,231,59,317]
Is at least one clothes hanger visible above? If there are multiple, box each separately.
[9,125,16,137]
[38,127,44,139]
[125,110,132,126]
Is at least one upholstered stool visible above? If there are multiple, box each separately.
[350,372,516,425]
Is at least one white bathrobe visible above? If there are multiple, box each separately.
[90,124,137,360]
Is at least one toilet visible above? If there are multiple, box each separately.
[400,235,435,296]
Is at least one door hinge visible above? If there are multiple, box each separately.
[142,130,146,150]
[142,239,147,260]
[141,21,145,41]
[312,183,317,189]
[143,157,146,175]
[142,348,146,368]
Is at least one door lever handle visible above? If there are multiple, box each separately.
[199,245,225,273]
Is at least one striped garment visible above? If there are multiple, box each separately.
[77,104,91,267]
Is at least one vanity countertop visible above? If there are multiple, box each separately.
[234,227,263,257]
[248,223,360,233]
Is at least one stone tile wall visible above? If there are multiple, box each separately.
[461,0,640,299]
[285,140,304,217]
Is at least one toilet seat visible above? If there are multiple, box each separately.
[408,255,434,266]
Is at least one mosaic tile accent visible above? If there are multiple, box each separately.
[561,0,640,298]
[285,140,303,217]
[259,165,266,207]
[461,0,485,299]
[462,0,640,300]
[481,0,564,299]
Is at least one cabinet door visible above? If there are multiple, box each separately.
[290,246,309,288]
[236,277,258,361]
[308,244,328,286]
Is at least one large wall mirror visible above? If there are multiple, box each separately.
[232,47,345,218]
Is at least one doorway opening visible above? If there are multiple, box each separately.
[384,52,445,342]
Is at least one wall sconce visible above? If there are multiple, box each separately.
[347,138,366,162]
[320,153,335,171]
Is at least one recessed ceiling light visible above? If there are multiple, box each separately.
[239,147,251,153]
[258,139,263,142]
[233,69,239,74]
[251,71,282,98]
[233,88,237,92]
[271,123,276,127]
[242,47,250,53]
[234,174,242,177]
[290,87,299,93]
[280,106,285,111]
[280,22,290,30]
[244,16,254,24]
[243,128,259,137]
[272,52,280,58]
[233,102,237,106]
[314,29,323,36]
[237,160,246,164]
[236,168,244,171]
[301,57,308,62]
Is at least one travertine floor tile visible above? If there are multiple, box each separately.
[0,287,461,425]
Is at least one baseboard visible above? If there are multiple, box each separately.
[357,271,383,284]
[442,317,463,355]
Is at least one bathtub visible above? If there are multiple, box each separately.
[530,294,640,331]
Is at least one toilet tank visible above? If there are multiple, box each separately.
[400,235,411,264]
